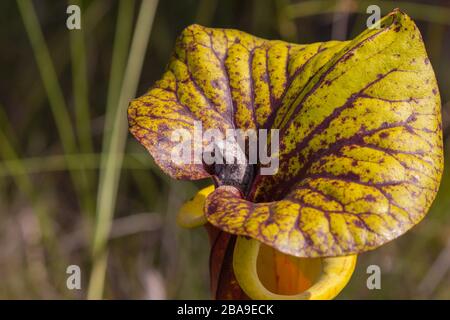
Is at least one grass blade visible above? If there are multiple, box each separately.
[17,0,94,218]
[69,0,94,154]
[87,0,159,299]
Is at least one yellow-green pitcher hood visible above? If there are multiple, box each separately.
[129,9,443,259]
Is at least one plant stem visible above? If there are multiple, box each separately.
[102,0,135,147]
[69,0,96,219]
[69,0,94,155]
[87,0,159,299]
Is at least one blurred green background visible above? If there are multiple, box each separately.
[0,0,449,299]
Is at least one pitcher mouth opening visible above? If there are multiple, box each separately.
[233,236,357,300]
[256,243,323,295]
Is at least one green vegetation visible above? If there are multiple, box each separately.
[0,0,448,299]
